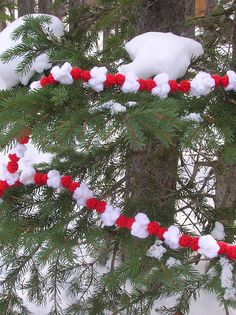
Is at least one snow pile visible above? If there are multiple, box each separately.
[211,222,225,241]
[182,112,203,122]
[166,257,181,269]
[121,32,203,79]
[220,257,236,301]
[0,14,64,90]
[146,240,167,260]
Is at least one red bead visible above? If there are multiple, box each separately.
[105,74,116,87]
[137,79,147,91]
[81,70,91,82]
[71,67,82,80]
[47,73,58,85]
[95,200,107,214]
[189,237,199,251]
[147,221,160,235]
[0,180,9,191]
[179,234,192,247]
[211,74,221,88]
[226,246,236,260]
[8,154,20,162]
[116,215,128,228]
[218,242,229,255]
[126,217,135,230]
[7,161,18,173]
[61,176,72,188]
[168,80,179,93]
[145,79,156,92]
[221,75,229,88]
[68,182,80,193]
[157,227,167,240]
[86,198,98,209]
[115,74,126,86]
[179,80,191,93]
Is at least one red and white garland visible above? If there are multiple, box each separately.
[30,62,236,98]
[0,133,236,261]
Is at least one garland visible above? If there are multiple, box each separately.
[0,133,236,261]
[30,62,236,98]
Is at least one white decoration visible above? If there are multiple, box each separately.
[163,225,181,250]
[30,80,42,91]
[47,170,61,189]
[72,182,93,206]
[225,70,236,92]
[220,257,236,301]
[88,66,107,92]
[51,62,73,85]
[19,166,36,184]
[0,14,64,90]
[166,257,181,269]
[101,204,120,226]
[151,73,170,98]
[198,235,220,259]
[121,72,140,93]
[0,164,19,185]
[131,212,150,238]
[211,222,225,241]
[146,240,167,260]
[190,72,215,97]
[120,32,203,80]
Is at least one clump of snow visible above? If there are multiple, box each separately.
[166,257,181,269]
[120,32,203,79]
[220,257,236,301]
[146,240,167,260]
[0,14,64,90]
[182,112,203,122]
[211,222,225,241]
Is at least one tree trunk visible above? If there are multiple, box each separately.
[38,0,52,14]
[126,0,187,226]
[17,0,35,17]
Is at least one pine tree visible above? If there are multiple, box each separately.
[0,1,236,315]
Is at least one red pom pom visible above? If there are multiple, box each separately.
[226,245,236,260]
[179,80,191,93]
[211,74,221,88]
[115,74,126,86]
[221,75,229,88]
[71,67,82,80]
[8,154,20,162]
[147,221,160,235]
[189,237,199,251]
[34,173,47,186]
[86,198,98,209]
[68,182,80,193]
[179,234,192,248]
[95,200,107,214]
[126,217,135,230]
[81,70,91,82]
[0,180,9,191]
[157,227,167,240]
[137,79,147,91]
[48,73,58,85]
[40,76,51,87]
[13,180,21,187]
[105,74,116,87]
[145,79,156,92]
[116,214,128,228]
[218,242,229,255]
[168,80,179,93]
[61,175,72,188]
[7,161,18,173]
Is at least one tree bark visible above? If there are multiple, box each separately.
[17,0,35,17]
[38,0,52,14]
[126,0,187,226]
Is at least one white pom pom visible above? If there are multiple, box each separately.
[163,225,181,250]
[51,62,73,85]
[88,66,107,92]
[47,170,61,188]
[30,80,42,91]
[72,182,93,206]
[151,73,170,98]
[225,70,236,91]
[101,204,120,226]
[121,72,140,93]
[20,166,36,185]
[190,72,215,97]
[131,212,150,238]
[198,235,220,258]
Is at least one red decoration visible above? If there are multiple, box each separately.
[7,161,18,173]
[147,221,160,235]
[179,80,191,93]
[71,68,82,80]
[61,175,72,188]
[95,200,107,214]
[86,198,98,209]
